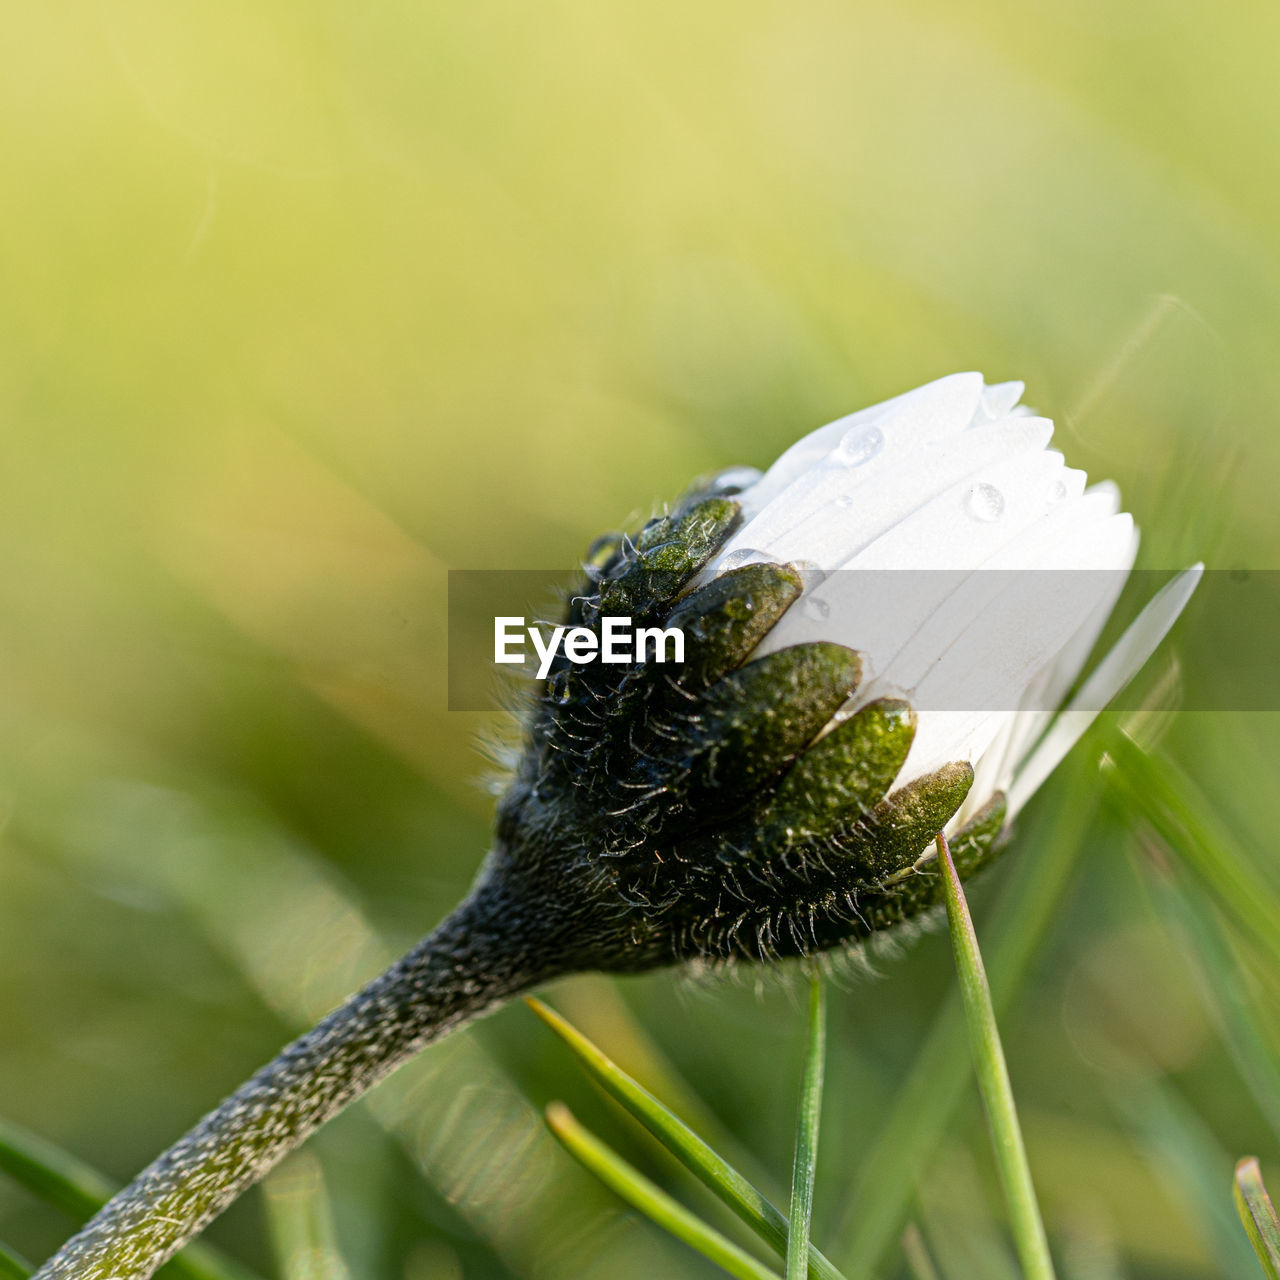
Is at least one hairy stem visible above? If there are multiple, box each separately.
[33,871,554,1280]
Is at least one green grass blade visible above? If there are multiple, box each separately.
[1235,1158,1280,1278]
[1139,850,1280,1147]
[264,1153,353,1280]
[526,998,847,1280]
[899,1224,940,1280]
[836,763,1097,1276]
[937,832,1056,1280]
[0,1117,261,1280]
[0,1243,31,1280]
[1103,731,1280,974]
[1110,1077,1260,1277]
[837,764,1095,1273]
[0,1116,113,1223]
[787,976,826,1280]
[544,1103,784,1280]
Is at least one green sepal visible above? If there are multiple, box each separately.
[681,643,861,809]
[663,563,804,690]
[599,497,741,617]
[947,791,1009,879]
[764,698,916,841]
[846,787,1008,935]
[832,761,975,882]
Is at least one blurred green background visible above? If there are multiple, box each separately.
[2,2,1279,1277]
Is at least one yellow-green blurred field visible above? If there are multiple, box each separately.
[2,3,1280,1277]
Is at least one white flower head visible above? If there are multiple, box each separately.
[707,372,1201,827]
[484,375,1199,970]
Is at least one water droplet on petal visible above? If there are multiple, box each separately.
[720,547,769,570]
[801,595,831,621]
[965,482,1005,522]
[833,493,855,510]
[834,426,884,467]
[1047,479,1068,505]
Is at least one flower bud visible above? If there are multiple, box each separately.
[490,374,1199,970]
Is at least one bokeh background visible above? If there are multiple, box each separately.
[1,2,1279,1277]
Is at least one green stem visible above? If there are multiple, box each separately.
[836,765,1095,1276]
[32,878,554,1280]
[936,833,1056,1280]
[787,976,826,1280]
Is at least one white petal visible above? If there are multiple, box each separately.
[755,448,1076,670]
[863,512,1135,704]
[976,537,1138,800]
[894,565,1127,776]
[860,511,1138,791]
[735,373,986,519]
[1006,564,1204,815]
[841,448,1078,572]
[970,380,1026,425]
[718,417,1054,573]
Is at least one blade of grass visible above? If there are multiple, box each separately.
[0,1117,112,1224]
[544,1103,784,1280]
[1136,846,1280,1147]
[526,998,847,1280]
[263,1153,352,1280]
[552,977,775,1188]
[1234,1158,1280,1278]
[1103,731,1280,974]
[900,1224,940,1280]
[0,1243,31,1280]
[1109,1078,1260,1277]
[937,832,1056,1280]
[787,976,826,1280]
[0,1117,260,1280]
[836,761,1097,1276]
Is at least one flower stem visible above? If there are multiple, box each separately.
[936,832,1056,1280]
[31,876,551,1280]
[786,974,826,1280]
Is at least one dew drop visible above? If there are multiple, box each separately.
[833,493,855,510]
[548,670,574,705]
[720,547,768,570]
[834,426,884,467]
[801,595,831,621]
[965,482,1005,522]
[1047,479,1068,505]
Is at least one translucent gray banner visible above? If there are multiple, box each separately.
[447,568,1271,713]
